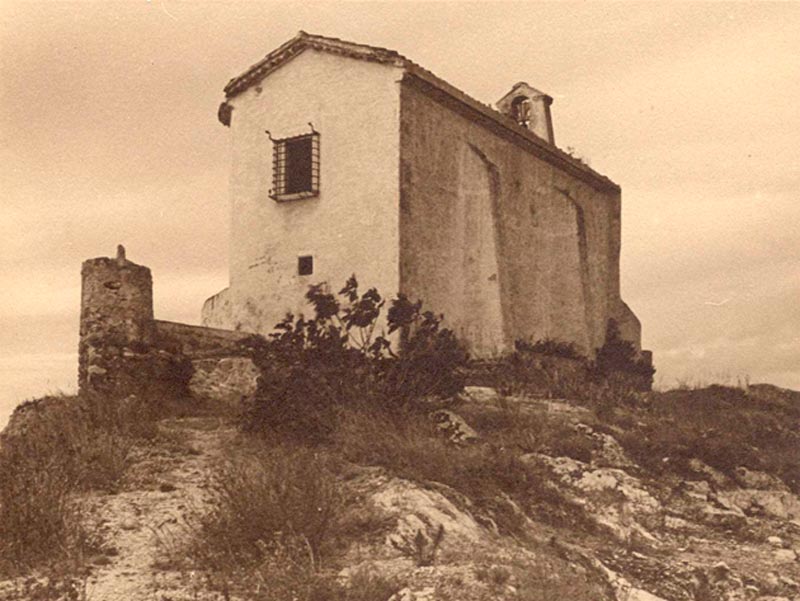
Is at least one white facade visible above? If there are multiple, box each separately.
[203,50,403,333]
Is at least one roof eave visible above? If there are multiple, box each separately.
[402,68,620,193]
[224,31,405,100]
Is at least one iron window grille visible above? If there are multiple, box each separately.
[270,131,320,201]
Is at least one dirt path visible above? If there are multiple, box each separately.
[83,416,234,601]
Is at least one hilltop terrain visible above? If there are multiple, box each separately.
[2,282,798,600]
[1,379,798,601]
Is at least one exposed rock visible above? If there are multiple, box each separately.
[767,536,785,548]
[430,409,479,445]
[709,561,731,580]
[718,489,800,520]
[389,587,436,601]
[682,480,712,501]
[688,458,732,487]
[369,476,486,558]
[773,549,798,563]
[574,423,635,469]
[664,515,693,531]
[700,504,748,530]
[541,455,660,513]
[591,557,668,601]
[734,467,789,491]
[460,386,499,404]
[528,454,661,545]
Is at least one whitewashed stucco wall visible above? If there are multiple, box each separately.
[203,50,402,335]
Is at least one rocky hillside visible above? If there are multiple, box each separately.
[1,382,798,601]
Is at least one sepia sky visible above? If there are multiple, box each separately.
[1,1,799,418]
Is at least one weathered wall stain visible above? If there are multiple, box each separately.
[399,78,638,356]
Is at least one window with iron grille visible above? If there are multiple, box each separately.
[270,132,320,201]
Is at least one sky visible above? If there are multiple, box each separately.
[1,1,799,424]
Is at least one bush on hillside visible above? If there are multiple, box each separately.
[188,442,402,600]
[514,338,585,361]
[594,319,655,385]
[615,384,800,491]
[242,276,468,442]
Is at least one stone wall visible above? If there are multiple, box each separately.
[78,247,650,405]
[79,245,157,396]
[189,357,260,405]
[79,247,262,405]
[153,320,254,358]
[399,77,638,358]
[201,287,234,330]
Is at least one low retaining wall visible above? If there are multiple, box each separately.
[189,357,260,405]
[153,320,254,358]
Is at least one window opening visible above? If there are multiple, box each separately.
[298,255,314,276]
[511,96,532,128]
[270,131,320,201]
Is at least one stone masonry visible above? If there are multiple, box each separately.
[79,245,155,396]
[79,246,259,404]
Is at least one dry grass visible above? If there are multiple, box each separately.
[0,393,190,577]
[332,406,574,537]
[185,439,400,600]
[510,559,608,601]
[459,401,595,462]
[191,442,343,571]
[611,384,800,491]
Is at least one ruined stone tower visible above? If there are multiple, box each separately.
[78,245,154,395]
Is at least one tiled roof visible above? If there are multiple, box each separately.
[224,32,620,193]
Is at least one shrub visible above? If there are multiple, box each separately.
[242,277,467,442]
[491,347,587,399]
[391,525,445,567]
[515,338,585,361]
[594,320,655,386]
[615,385,800,491]
[383,293,468,401]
